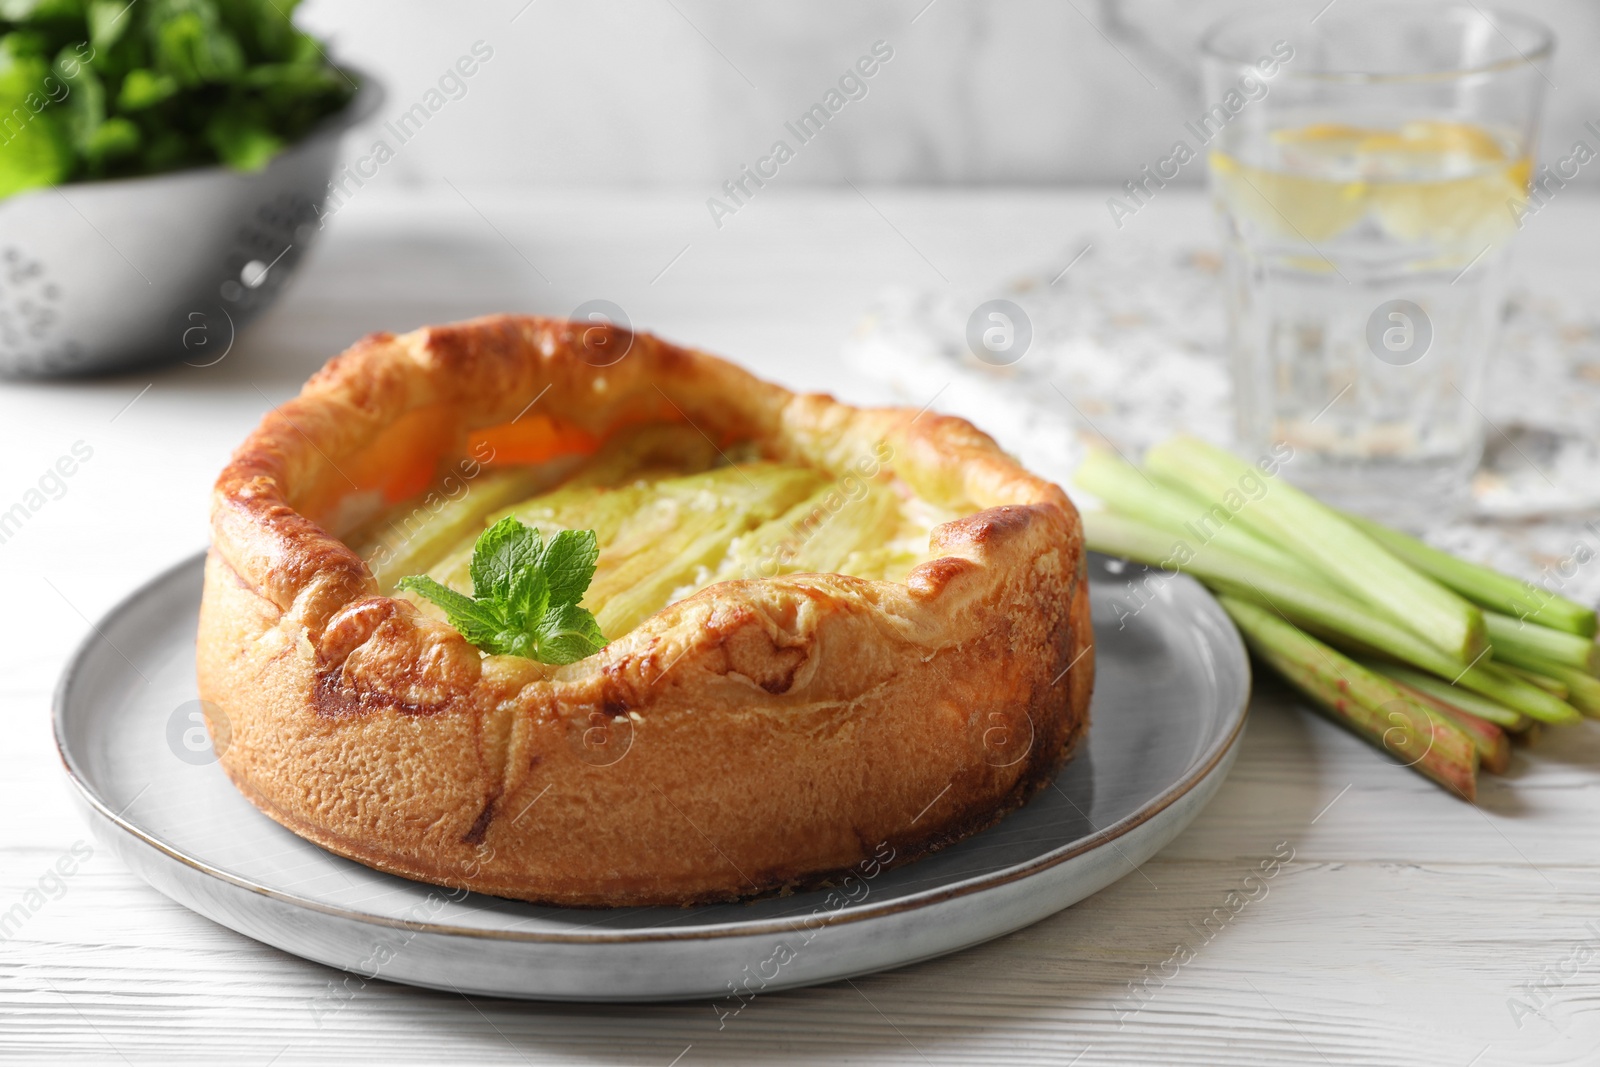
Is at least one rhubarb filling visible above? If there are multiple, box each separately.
[347,423,963,642]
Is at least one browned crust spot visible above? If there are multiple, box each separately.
[462,797,497,846]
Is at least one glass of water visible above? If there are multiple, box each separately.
[1201,2,1552,526]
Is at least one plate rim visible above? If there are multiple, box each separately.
[54,549,1251,946]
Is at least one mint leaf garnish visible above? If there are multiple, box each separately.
[532,601,608,665]
[397,517,607,665]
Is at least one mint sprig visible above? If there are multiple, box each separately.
[397,517,607,665]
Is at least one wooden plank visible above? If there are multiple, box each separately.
[4,860,1598,1064]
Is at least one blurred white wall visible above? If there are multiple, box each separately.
[300,0,1600,187]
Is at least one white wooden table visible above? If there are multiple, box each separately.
[7,186,1600,1066]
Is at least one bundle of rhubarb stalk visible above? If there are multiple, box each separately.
[1077,436,1599,801]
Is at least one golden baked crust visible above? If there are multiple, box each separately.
[197,314,1094,906]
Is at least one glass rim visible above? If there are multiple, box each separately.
[1199,2,1555,84]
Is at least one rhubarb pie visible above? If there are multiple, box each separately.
[197,315,1094,906]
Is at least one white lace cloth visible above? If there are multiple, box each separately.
[844,237,1600,610]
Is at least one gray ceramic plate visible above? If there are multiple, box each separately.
[54,551,1249,1002]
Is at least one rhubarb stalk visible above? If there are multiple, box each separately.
[1345,512,1598,638]
[1146,435,1486,662]
[1219,596,1478,799]
[1083,511,1581,724]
